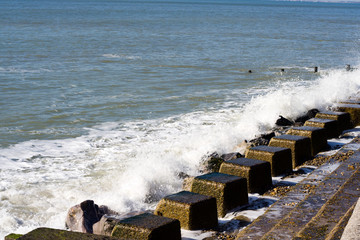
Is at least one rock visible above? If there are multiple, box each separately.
[81,200,102,233]
[221,152,244,161]
[66,200,117,234]
[200,152,244,173]
[249,132,275,147]
[276,115,294,126]
[93,215,120,236]
[200,152,224,173]
[294,109,320,125]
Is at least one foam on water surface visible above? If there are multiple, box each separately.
[0,66,359,238]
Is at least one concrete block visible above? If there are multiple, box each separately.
[111,213,181,240]
[304,118,338,138]
[154,191,218,230]
[269,134,311,168]
[245,146,292,176]
[287,126,327,156]
[340,99,360,104]
[315,111,352,134]
[336,104,360,126]
[12,227,119,240]
[219,158,272,194]
[190,172,248,217]
[4,234,23,240]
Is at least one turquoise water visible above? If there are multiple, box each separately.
[1,0,360,237]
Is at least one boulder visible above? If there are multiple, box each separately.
[249,132,275,147]
[276,115,294,126]
[200,152,244,173]
[294,109,320,125]
[66,200,117,234]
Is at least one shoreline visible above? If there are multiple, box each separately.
[6,98,360,240]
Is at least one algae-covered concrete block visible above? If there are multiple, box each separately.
[287,126,327,156]
[15,227,119,240]
[154,191,218,230]
[269,134,311,168]
[315,111,352,134]
[337,103,360,126]
[5,234,23,240]
[304,118,338,138]
[190,172,248,217]
[245,145,292,176]
[219,158,272,194]
[111,213,181,240]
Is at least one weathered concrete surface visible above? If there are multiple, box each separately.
[337,104,360,126]
[236,139,360,240]
[4,234,23,240]
[340,197,360,240]
[287,126,327,156]
[294,169,360,239]
[269,134,311,168]
[111,213,181,240]
[154,191,218,230]
[316,111,352,134]
[327,203,355,240]
[14,228,119,240]
[219,158,272,194]
[262,151,360,239]
[245,145,292,176]
[191,172,248,217]
[304,118,338,139]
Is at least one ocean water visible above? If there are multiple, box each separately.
[1,0,360,237]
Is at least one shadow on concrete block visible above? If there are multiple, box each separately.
[245,146,292,177]
[269,134,311,168]
[111,213,181,240]
[219,158,272,194]
[154,191,218,230]
[315,111,352,135]
[336,104,360,127]
[190,172,248,217]
[304,118,338,139]
[286,126,327,156]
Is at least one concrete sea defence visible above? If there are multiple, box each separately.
[5,98,360,240]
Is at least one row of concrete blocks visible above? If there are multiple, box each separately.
[7,103,360,240]
[94,110,357,240]
[88,102,360,240]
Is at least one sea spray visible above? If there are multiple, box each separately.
[1,67,359,238]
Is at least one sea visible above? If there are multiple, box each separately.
[1,0,360,238]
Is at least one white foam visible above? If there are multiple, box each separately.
[0,67,359,238]
[102,54,142,60]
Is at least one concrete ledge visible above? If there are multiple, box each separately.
[154,191,218,230]
[304,118,338,139]
[287,126,327,156]
[219,158,272,194]
[315,111,352,135]
[190,172,248,217]
[245,146,292,176]
[337,104,360,126]
[8,228,119,240]
[111,213,181,240]
[340,99,360,105]
[269,134,311,168]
